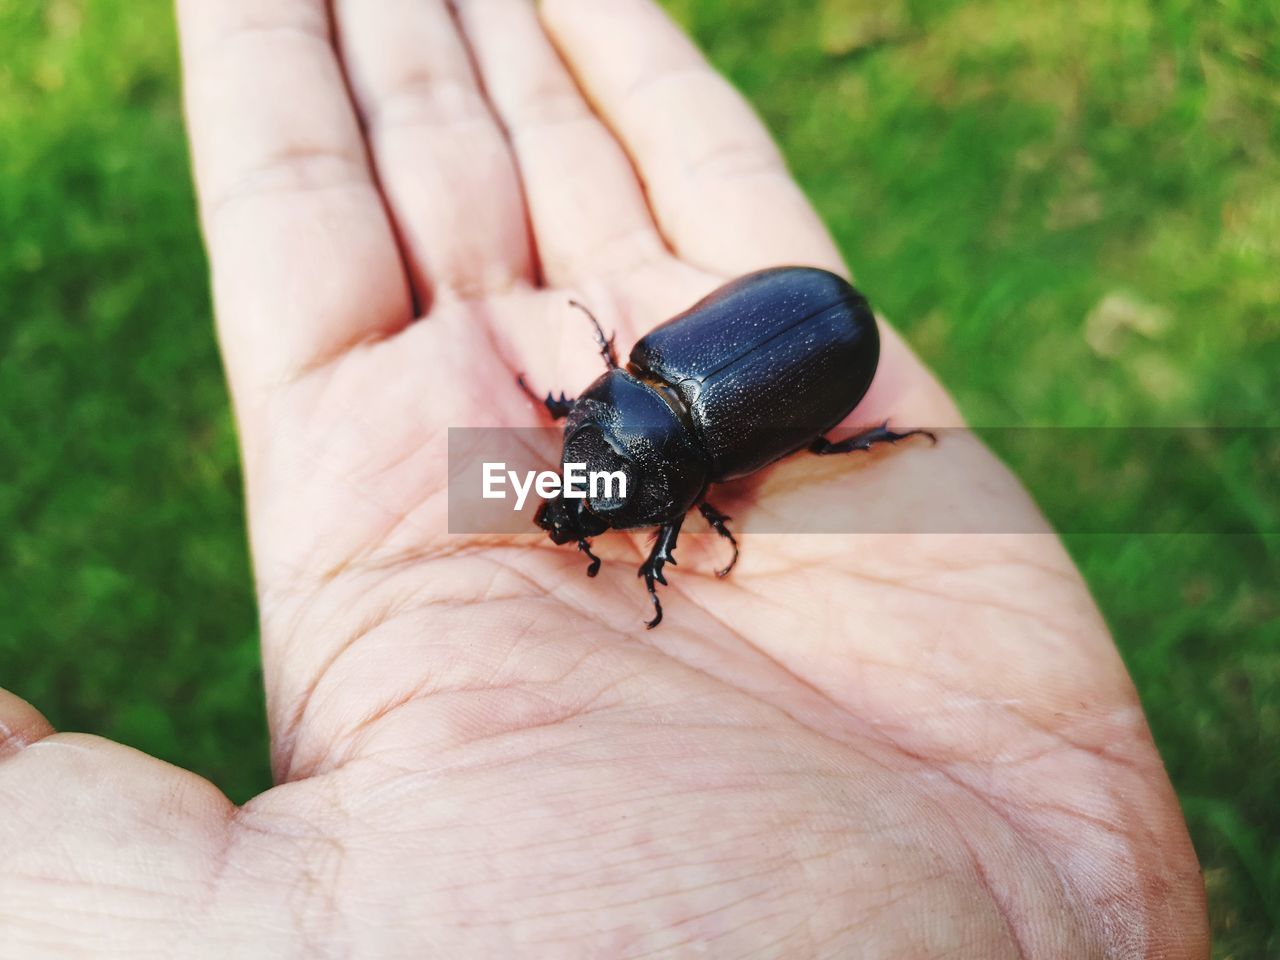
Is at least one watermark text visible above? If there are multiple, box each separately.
[482,462,627,510]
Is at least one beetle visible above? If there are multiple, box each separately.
[521,266,934,628]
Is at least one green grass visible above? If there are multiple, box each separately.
[1,0,1276,955]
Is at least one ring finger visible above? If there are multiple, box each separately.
[453,0,672,290]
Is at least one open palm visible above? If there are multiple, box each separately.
[0,1,1207,957]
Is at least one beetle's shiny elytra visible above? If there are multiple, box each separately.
[522,266,934,628]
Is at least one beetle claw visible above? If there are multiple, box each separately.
[699,502,739,579]
[639,567,665,629]
[810,424,936,456]
[578,539,601,577]
[637,518,683,628]
[644,593,663,630]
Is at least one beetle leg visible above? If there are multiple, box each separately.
[578,538,602,578]
[517,374,575,420]
[569,299,619,371]
[637,517,683,629]
[698,502,739,578]
[810,421,937,455]
[543,391,575,420]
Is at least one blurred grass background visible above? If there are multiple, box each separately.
[0,0,1275,954]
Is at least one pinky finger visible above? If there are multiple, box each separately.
[542,0,845,278]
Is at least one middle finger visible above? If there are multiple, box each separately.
[333,0,534,304]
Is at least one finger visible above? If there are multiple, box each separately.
[454,0,669,287]
[332,0,534,302]
[177,0,413,403]
[543,0,844,277]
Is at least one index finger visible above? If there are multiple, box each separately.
[177,0,413,408]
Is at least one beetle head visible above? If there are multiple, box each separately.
[540,370,709,535]
[536,495,608,545]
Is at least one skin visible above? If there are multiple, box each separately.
[0,1,1209,957]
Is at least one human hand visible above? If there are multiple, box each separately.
[0,0,1207,956]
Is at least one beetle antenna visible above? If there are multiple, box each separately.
[569,299,618,370]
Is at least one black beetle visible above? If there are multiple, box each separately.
[521,266,933,628]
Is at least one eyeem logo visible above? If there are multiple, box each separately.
[483,463,627,511]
